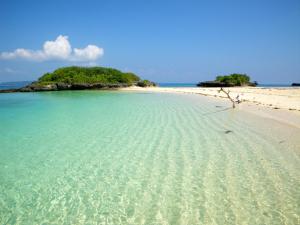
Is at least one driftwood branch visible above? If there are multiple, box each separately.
[218,87,236,108]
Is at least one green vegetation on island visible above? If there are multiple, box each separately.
[137,80,156,87]
[0,66,156,92]
[38,66,141,85]
[197,73,257,87]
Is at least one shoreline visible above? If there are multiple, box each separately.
[121,86,300,129]
[1,85,300,129]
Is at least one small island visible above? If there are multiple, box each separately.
[291,83,300,86]
[0,66,156,93]
[197,73,257,87]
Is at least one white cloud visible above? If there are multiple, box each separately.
[73,45,104,61]
[0,35,104,62]
[0,49,44,60]
[43,35,72,59]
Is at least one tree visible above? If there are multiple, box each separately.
[216,74,250,86]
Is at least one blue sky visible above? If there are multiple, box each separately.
[0,0,299,83]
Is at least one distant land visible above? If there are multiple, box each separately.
[197,74,257,87]
[0,81,32,90]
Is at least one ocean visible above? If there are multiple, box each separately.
[0,81,32,90]
[0,81,295,90]
[0,90,299,224]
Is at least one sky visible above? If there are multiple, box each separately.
[0,0,299,83]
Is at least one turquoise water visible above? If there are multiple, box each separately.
[0,81,296,90]
[0,91,299,224]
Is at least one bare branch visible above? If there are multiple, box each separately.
[219,87,236,108]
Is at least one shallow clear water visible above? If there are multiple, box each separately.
[0,91,299,225]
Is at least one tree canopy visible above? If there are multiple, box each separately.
[197,73,256,87]
[136,80,156,87]
[38,66,141,84]
[215,74,251,86]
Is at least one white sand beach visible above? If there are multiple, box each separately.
[122,86,300,128]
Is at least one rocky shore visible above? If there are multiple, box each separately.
[197,81,257,87]
[0,82,133,93]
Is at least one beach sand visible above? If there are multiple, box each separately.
[122,86,300,128]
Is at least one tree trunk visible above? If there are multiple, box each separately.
[219,88,236,108]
